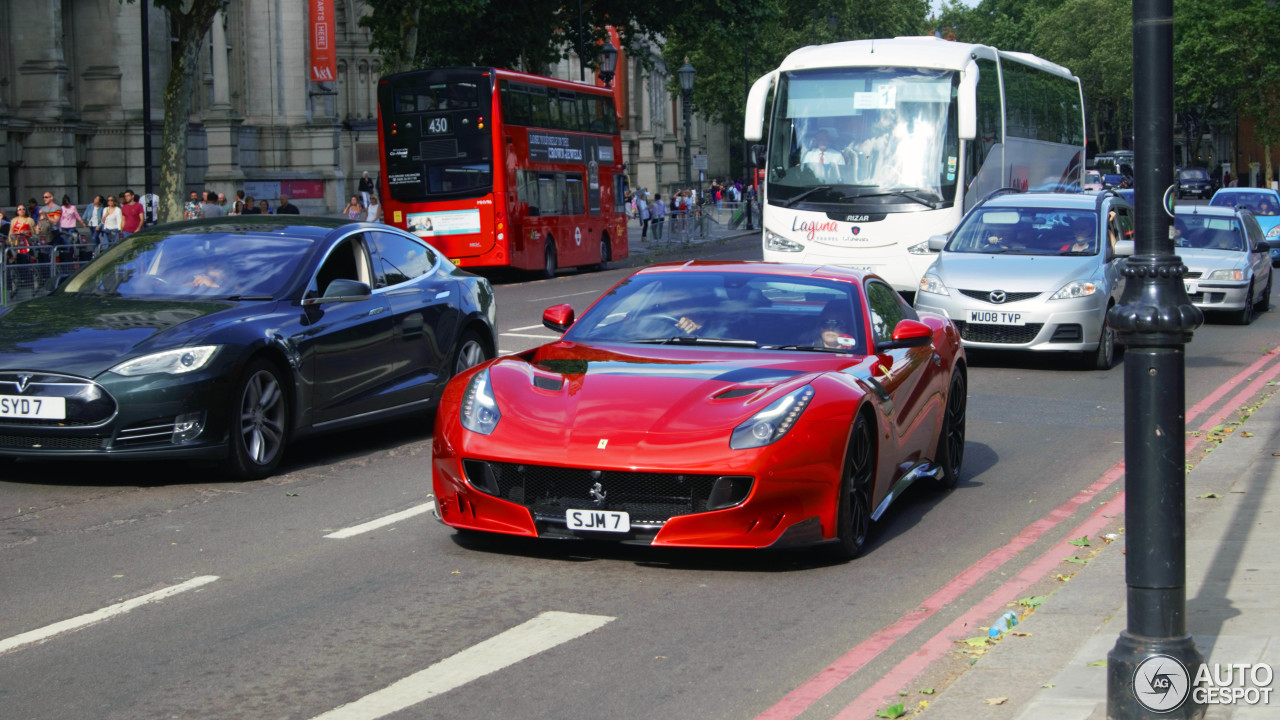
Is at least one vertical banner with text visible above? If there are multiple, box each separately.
[310,0,335,82]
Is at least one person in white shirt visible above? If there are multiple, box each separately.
[802,129,845,181]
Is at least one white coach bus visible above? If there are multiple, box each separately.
[745,36,1086,294]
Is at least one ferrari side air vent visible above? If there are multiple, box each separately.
[715,387,763,400]
[532,375,563,391]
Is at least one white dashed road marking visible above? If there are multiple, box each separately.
[0,575,219,656]
[309,611,615,720]
[324,502,437,539]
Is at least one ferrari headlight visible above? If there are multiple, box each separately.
[730,385,815,450]
[109,346,220,376]
[919,272,950,296]
[1050,281,1098,300]
[765,230,805,252]
[1207,269,1245,281]
[460,368,501,435]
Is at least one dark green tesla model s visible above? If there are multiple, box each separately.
[0,216,496,478]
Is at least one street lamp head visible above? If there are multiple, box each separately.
[678,58,696,95]
[599,41,619,88]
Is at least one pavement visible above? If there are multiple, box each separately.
[621,203,760,264]
[916,379,1280,719]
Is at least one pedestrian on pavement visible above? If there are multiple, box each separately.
[7,204,34,248]
[343,195,364,221]
[201,191,224,218]
[85,196,105,249]
[57,195,87,256]
[258,199,272,214]
[651,193,667,240]
[100,196,122,250]
[183,191,203,220]
[277,195,301,215]
[242,195,260,215]
[365,194,382,222]
[140,191,159,225]
[638,190,651,241]
[38,191,61,229]
[358,171,374,208]
[218,192,233,215]
[120,190,145,239]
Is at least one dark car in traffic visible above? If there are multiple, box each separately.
[1176,167,1216,199]
[0,216,497,478]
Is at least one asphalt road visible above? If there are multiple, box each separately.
[1,234,1277,720]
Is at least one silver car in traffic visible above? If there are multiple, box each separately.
[914,191,1133,369]
[1176,205,1273,324]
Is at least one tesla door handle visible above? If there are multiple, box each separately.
[367,307,386,316]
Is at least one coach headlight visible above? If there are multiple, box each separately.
[765,230,804,252]
[730,385,815,450]
[460,368,501,435]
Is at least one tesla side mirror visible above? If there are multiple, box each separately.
[1113,240,1134,257]
[542,303,575,333]
[877,319,933,351]
[927,234,948,252]
[303,278,372,305]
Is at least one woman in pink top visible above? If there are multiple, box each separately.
[58,195,87,249]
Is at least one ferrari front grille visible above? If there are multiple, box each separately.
[463,461,753,524]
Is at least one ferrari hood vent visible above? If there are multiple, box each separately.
[532,374,563,391]
[714,386,764,400]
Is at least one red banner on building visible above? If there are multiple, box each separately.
[310,0,336,82]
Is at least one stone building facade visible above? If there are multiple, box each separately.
[0,0,728,213]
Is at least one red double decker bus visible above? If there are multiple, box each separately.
[377,67,628,276]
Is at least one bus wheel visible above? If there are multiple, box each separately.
[596,235,611,271]
[541,239,557,280]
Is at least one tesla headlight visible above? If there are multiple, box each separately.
[919,272,950,296]
[907,240,934,255]
[460,368,501,435]
[730,385,815,450]
[1207,269,1245,281]
[109,346,220,376]
[1050,281,1098,300]
[764,230,805,252]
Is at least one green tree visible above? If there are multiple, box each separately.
[1031,0,1132,155]
[130,0,225,225]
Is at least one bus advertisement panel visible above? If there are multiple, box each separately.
[378,67,627,276]
[745,36,1085,294]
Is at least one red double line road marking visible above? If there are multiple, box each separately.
[755,349,1280,720]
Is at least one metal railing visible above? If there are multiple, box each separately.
[3,229,102,306]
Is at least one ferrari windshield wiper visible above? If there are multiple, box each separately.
[629,337,759,347]
[762,344,853,353]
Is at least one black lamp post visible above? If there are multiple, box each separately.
[599,41,618,88]
[678,59,696,189]
[1106,1,1206,717]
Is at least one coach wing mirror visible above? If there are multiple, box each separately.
[744,72,777,142]
[750,144,767,168]
[877,319,933,352]
[927,233,949,251]
[542,303,575,333]
[957,62,977,141]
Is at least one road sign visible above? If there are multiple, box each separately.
[693,154,708,171]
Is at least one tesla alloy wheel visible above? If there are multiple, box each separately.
[451,330,492,378]
[226,359,289,480]
[932,369,967,490]
[833,413,875,559]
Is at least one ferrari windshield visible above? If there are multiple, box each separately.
[564,271,867,352]
[64,230,313,299]
[765,66,960,209]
